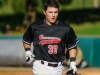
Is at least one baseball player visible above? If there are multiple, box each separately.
[22,0,79,75]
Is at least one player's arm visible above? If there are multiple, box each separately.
[67,27,79,61]
[69,48,77,60]
[66,27,79,74]
[23,42,35,64]
[69,49,77,74]
[23,42,31,50]
[22,23,35,64]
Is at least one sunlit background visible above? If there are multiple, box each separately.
[0,0,100,75]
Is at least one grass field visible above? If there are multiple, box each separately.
[70,21,100,36]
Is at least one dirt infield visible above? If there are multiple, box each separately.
[0,67,100,75]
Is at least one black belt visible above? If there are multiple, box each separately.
[41,61,58,67]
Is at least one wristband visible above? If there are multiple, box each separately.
[25,48,30,51]
[70,57,76,62]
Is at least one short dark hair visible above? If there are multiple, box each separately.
[44,0,59,11]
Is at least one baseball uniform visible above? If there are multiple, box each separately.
[23,20,79,75]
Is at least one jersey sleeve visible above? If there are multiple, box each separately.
[66,27,79,50]
[22,24,33,44]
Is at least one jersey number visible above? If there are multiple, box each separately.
[48,45,58,54]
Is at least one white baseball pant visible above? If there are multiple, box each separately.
[32,60,62,75]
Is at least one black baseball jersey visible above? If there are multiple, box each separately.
[23,20,79,62]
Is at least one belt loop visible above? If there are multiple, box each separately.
[41,61,44,64]
[41,60,58,67]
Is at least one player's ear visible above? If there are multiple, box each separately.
[43,10,46,15]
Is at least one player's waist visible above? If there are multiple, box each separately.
[35,60,62,67]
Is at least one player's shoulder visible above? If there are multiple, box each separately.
[29,20,44,27]
[58,20,70,28]
[58,20,69,26]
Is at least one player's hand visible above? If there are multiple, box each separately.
[25,51,35,64]
[69,61,77,74]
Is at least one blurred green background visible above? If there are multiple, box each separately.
[0,0,100,36]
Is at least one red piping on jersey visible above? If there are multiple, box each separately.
[39,34,61,45]
[39,40,61,45]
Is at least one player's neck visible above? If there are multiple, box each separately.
[44,19,57,26]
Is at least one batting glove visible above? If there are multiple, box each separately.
[25,50,35,64]
[69,61,77,74]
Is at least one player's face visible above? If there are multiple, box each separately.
[44,6,59,25]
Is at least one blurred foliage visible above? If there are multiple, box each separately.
[36,8,100,24]
[0,0,8,7]
[0,0,98,15]
[0,0,26,15]
[11,0,26,13]
[58,8,100,24]
[0,0,100,35]
[26,0,38,11]
[0,0,26,33]
[0,13,24,33]
[0,0,99,15]
[58,0,72,5]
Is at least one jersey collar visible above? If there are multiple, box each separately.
[44,19,58,25]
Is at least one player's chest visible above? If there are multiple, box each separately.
[33,26,68,39]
